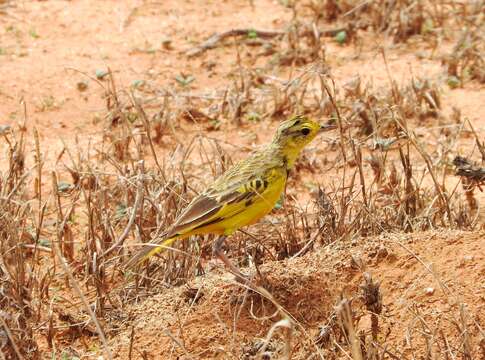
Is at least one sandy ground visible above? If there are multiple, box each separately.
[112,230,485,358]
[0,0,484,359]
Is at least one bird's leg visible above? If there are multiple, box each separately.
[253,257,270,287]
[213,235,250,283]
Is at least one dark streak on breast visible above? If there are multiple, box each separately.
[282,156,290,176]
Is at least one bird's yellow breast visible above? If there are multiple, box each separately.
[197,169,287,235]
[230,173,286,228]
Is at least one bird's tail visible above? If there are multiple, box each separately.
[123,236,178,270]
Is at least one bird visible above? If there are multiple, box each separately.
[125,115,336,281]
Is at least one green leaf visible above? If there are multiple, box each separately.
[131,79,145,88]
[29,28,40,39]
[335,31,347,45]
[447,76,460,89]
[114,204,128,220]
[175,74,195,87]
[39,238,51,247]
[207,119,221,131]
[247,111,261,122]
[95,69,109,80]
[57,182,73,193]
[247,29,258,39]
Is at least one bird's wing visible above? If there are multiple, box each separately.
[166,161,273,238]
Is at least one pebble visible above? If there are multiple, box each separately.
[424,287,435,295]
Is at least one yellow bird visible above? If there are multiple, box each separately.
[125,115,335,281]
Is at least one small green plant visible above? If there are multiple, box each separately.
[57,182,73,193]
[95,69,109,80]
[60,351,80,360]
[447,76,460,89]
[175,73,195,87]
[114,204,128,221]
[29,28,40,39]
[131,79,145,88]
[247,111,261,122]
[247,29,258,39]
[335,31,347,45]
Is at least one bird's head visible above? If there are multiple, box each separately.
[272,115,336,165]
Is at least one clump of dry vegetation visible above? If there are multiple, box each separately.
[0,124,39,358]
[2,68,482,358]
[1,0,484,359]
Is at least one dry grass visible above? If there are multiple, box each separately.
[1,1,484,359]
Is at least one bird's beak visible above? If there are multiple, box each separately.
[319,123,338,133]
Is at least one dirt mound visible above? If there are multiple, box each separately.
[1,1,484,359]
[111,230,484,358]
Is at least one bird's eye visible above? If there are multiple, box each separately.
[301,128,311,136]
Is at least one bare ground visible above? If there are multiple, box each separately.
[111,230,485,358]
[0,0,484,359]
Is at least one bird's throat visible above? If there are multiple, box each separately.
[279,146,301,170]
